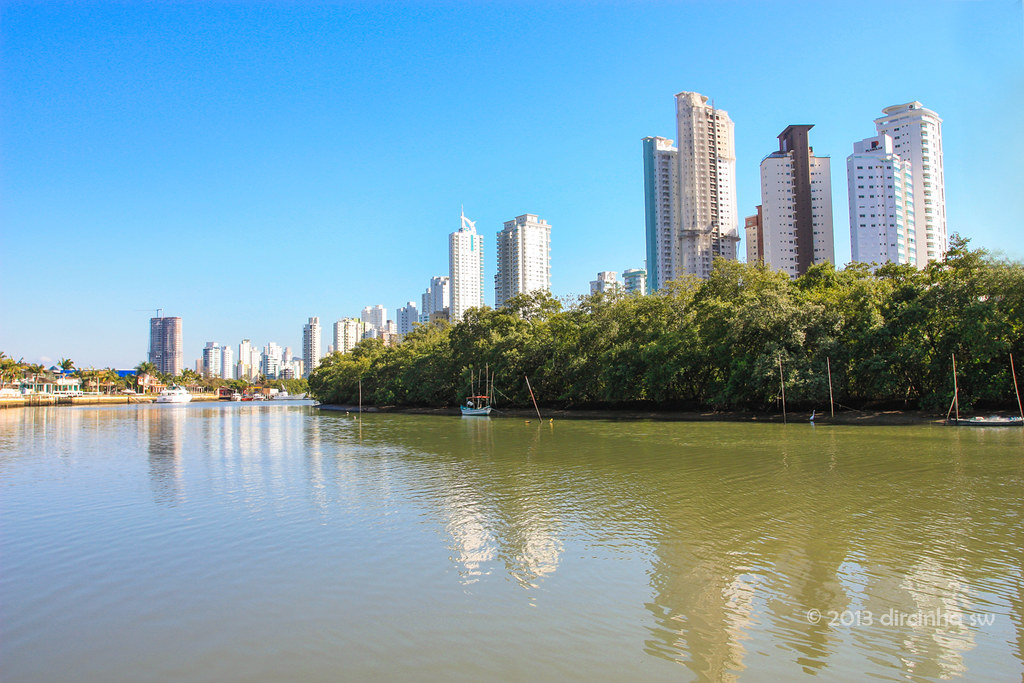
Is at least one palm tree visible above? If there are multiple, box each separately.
[58,358,75,372]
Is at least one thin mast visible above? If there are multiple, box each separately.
[827,357,834,418]
[1011,353,1023,420]
[952,353,960,422]
[525,375,542,421]
[779,357,787,424]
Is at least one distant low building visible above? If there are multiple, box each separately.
[590,271,621,295]
[622,268,647,296]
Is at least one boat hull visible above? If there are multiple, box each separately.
[156,394,192,404]
[947,418,1022,427]
[460,406,492,416]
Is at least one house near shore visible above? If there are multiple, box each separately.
[17,376,82,396]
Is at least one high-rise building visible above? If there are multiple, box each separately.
[643,91,740,289]
[397,302,419,337]
[420,275,450,323]
[237,339,257,380]
[302,317,321,377]
[149,316,183,376]
[361,305,386,332]
[202,342,222,379]
[622,268,647,296]
[874,102,945,264]
[590,271,620,295]
[744,207,764,264]
[494,214,551,309]
[759,125,834,277]
[642,135,677,293]
[221,345,234,380]
[263,342,282,379]
[848,134,916,266]
[449,210,485,322]
[333,318,367,355]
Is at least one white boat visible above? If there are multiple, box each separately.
[156,385,192,404]
[230,392,242,401]
[271,391,307,400]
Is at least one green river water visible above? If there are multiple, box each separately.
[1,402,1022,681]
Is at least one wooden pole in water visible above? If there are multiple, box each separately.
[525,375,542,421]
[951,353,960,422]
[1011,353,1023,420]
[827,356,834,418]
[358,377,362,413]
[779,357,787,424]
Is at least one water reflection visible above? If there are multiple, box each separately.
[142,406,185,505]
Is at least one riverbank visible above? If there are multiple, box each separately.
[316,403,962,425]
[0,394,223,409]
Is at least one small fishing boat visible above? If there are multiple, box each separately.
[461,396,492,416]
[230,392,242,401]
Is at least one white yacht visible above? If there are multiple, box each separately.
[156,385,192,404]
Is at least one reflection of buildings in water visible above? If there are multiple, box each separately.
[896,558,972,679]
[446,500,497,583]
[143,407,185,505]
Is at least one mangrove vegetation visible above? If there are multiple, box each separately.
[308,238,1024,412]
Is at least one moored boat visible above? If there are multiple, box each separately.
[947,416,1022,427]
[156,385,192,404]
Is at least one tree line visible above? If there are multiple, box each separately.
[308,237,1024,413]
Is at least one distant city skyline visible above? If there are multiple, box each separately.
[3,2,1022,367]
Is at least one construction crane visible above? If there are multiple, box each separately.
[134,308,164,318]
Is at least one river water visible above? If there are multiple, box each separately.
[2,403,1022,681]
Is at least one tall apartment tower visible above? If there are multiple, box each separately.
[396,302,419,337]
[202,342,222,378]
[449,210,485,322]
[744,206,764,264]
[149,316,183,376]
[302,317,321,377]
[333,318,367,355]
[643,91,739,289]
[221,345,234,380]
[494,214,551,308]
[420,275,450,323]
[361,305,386,332]
[848,135,916,266]
[874,102,945,264]
[759,125,834,277]
[642,136,677,292]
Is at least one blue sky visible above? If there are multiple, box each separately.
[2,1,1022,369]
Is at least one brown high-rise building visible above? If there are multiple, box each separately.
[744,206,764,265]
[149,316,183,376]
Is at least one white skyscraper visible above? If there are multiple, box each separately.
[263,342,282,379]
[333,318,367,355]
[202,342,222,378]
[237,339,254,379]
[420,275,450,323]
[221,345,234,380]
[874,102,945,264]
[644,91,740,289]
[449,210,485,322]
[494,214,551,309]
[397,302,419,337]
[302,317,321,377]
[361,305,386,332]
[848,134,916,266]
[759,125,834,277]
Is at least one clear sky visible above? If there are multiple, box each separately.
[2,1,1022,369]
